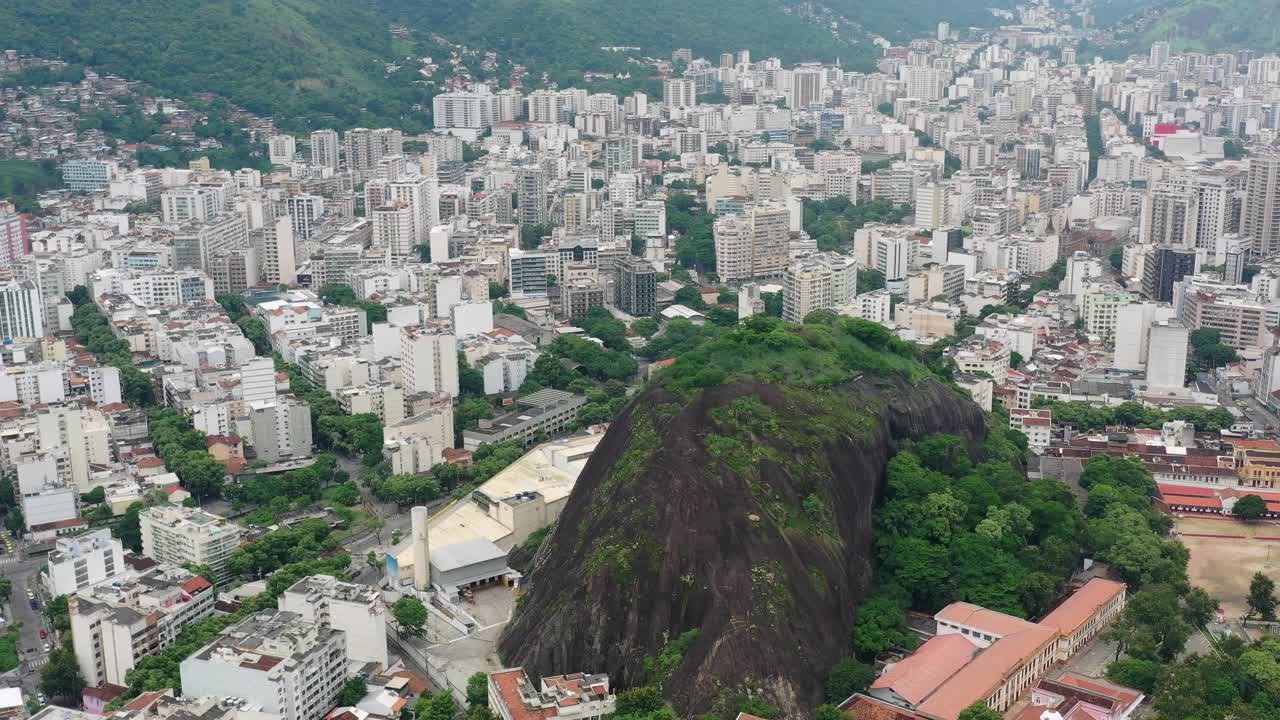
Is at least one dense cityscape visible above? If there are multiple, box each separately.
[2,1,1280,720]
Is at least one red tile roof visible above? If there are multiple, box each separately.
[182,577,212,594]
[1039,579,1126,638]
[1165,496,1223,510]
[1156,483,1216,498]
[871,634,979,705]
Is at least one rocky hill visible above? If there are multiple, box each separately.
[499,317,993,718]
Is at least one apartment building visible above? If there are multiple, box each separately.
[180,610,347,720]
[1179,286,1270,352]
[1009,408,1052,449]
[248,396,313,464]
[44,529,125,597]
[400,326,460,397]
[951,338,1012,386]
[69,564,216,687]
[277,575,387,667]
[139,506,244,580]
[616,257,657,317]
[713,204,789,283]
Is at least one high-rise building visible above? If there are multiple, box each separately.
[937,21,951,41]
[517,167,549,226]
[1140,183,1200,249]
[791,67,824,109]
[783,262,834,323]
[61,159,115,192]
[278,575,387,667]
[663,78,696,109]
[509,248,550,297]
[286,194,326,241]
[1146,321,1188,391]
[45,529,125,597]
[372,202,416,263]
[161,186,222,224]
[344,127,403,175]
[616,256,656,317]
[1150,41,1170,68]
[180,610,346,720]
[400,326,459,397]
[1015,144,1043,180]
[0,212,28,267]
[254,216,297,287]
[1142,246,1196,302]
[713,204,791,283]
[433,86,500,135]
[525,90,564,124]
[1243,150,1280,256]
[139,506,244,580]
[384,175,440,258]
[0,279,44,339]
[267,134,297,165]
[249,396,313,463]
[309,129,340,169]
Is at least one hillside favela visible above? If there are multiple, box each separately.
[5,1,1280,719]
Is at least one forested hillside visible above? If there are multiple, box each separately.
[0,0,427,131]
[2,0,1012,131]
[1141,0,1280,53]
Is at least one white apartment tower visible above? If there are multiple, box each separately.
[401,326,460,397]
[180,610,346,720]
[310,129,340,169]
[663,79,696,109]
[139,506,244,580]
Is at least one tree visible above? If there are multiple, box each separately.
[1105,658,1161,694]
[958,703,1002,720]
[81,486,106,504]
[366,550,380,573]
[466,672,490,706]
[615,686,664,716]
[66,285,92,306]
[41,648,85,701]
[1235,494,1268,521]
[114,501,144,552]
[851,593,914,658]
[824,657,874,703]
[814,706,846,720]
[417,692,458,720]
[1249,572,1278,621]
[336,677,368,706]
[1183,586,1219,627]
[632,317,659,338]
[0,578,11,602]
[392,597,428,637]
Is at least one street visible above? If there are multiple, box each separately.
[1211,375,1280,434]
[1,549,52,700]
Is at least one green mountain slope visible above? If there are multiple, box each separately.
[1,0,1010,131]
[1143,0,1280,52]
[0,0,427,130]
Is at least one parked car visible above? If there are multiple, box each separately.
[39,629,46,639]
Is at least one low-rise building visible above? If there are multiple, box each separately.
[1009,408,1052,449]
[462,390,585,450]
[488,668,615,720]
